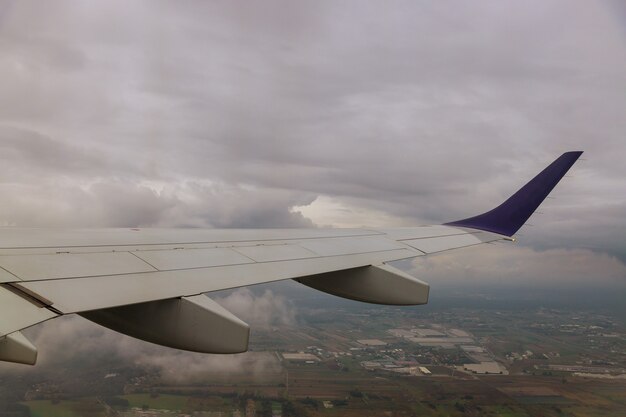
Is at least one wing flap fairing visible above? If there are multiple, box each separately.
[81,295,250,354]
[296,264,430,306]
[0,331,38,365]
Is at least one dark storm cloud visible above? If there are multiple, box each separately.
[0,0,624,277]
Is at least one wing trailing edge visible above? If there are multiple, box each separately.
[445,151,583,236]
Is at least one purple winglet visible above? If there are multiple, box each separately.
[445,151,583,236]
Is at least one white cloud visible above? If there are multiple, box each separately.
[215,288,297,328]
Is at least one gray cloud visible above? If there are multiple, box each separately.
[0,178,314,228]
[0,126,112,176]
[0,1,624,275]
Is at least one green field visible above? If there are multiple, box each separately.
[25,399,104,417]
[122,393,188,410]
[25,401,80,417]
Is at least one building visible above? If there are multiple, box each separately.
[282,352,319,361]
[357,339,387,346]
[463,362,503,374]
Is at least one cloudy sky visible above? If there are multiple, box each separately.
[0,0,625,295]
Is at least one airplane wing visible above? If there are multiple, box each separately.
[0,152,582,365]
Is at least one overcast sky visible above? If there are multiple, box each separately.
[0,0,625,292]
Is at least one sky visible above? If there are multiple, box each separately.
[0,1,625,297]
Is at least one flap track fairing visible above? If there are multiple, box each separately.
[296,263,429,306]
[80,295,249,354]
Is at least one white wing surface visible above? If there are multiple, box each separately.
[0,152,582,364]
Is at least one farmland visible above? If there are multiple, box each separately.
[2,290,624,417]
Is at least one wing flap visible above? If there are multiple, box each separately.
[233,244,317,262]
[300,236,404,256]
[0,285,58,337]
[134,247,254,270]
[0,252,156,281]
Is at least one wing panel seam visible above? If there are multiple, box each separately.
[127,251,161,271]
[17,247,422,284]
[0,231,384,251]
[395,231,483,241]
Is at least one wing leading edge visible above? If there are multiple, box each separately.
[0,152,582,365]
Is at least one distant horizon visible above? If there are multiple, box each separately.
[209,278,626,318]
